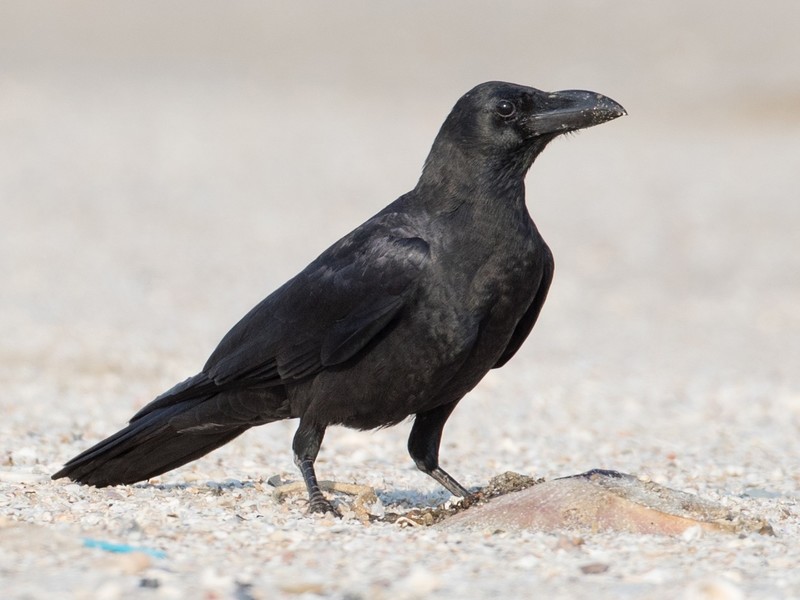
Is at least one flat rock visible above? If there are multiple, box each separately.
[440,469,773,536]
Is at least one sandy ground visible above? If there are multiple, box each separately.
[2,1,799,598]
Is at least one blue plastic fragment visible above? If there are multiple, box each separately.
[82,538,167,559]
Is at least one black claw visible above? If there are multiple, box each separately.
[307,498,337,516]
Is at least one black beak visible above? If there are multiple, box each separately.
[530,90,626,136]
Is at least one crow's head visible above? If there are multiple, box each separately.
[424,81,625,183]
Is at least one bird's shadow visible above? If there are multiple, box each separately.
[376,488,461,508]
[132,479,255,494]
[131,478,458,509]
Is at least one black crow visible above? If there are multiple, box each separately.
[53,82,625,513]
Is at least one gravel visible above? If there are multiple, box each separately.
[2,2,799,598]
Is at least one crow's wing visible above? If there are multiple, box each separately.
[203,220,430,387]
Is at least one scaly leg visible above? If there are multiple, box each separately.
[292,421,335,514]
[408,401,472,499]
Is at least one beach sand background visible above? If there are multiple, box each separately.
[2,1,799,598]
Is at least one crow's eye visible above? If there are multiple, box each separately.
[495,100,516,118]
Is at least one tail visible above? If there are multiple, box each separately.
[52,374,257,487]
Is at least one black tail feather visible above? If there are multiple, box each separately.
[52,402,250,487]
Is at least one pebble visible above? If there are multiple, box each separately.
[395,567,441,595]
[111,552,152,575]
[277,579,326,595]
[580,562,610,575]
[685,578,745,600]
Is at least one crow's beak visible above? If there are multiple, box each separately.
[530,90,626,136]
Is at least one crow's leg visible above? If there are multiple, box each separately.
[408,401,472,499]
[292,421,335,515]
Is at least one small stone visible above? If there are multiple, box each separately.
[685,578,744,600]
[367,498,385,518]
[553,535,585,551]
[682,525,704,541]
[580,562,610,575]
[397,567,440,595]
[278,580,326,594]
[95,581,124,600]
[112,551,152,575]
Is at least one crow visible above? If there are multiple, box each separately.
[53,81,625,514]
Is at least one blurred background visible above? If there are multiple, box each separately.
[1,1,798,483]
